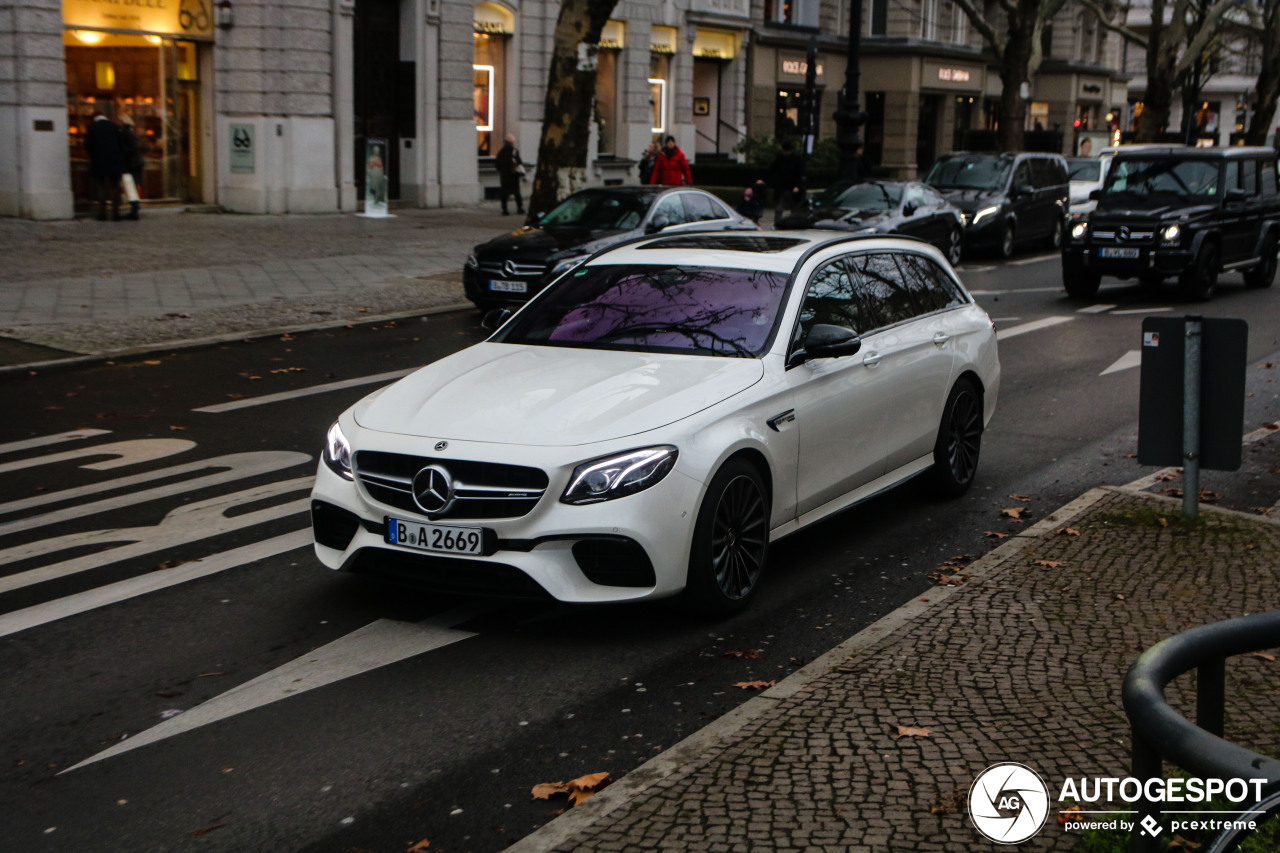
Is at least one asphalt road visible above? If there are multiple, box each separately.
[3,255,1279,853]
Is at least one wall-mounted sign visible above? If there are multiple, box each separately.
[781,59,822,76]
[1080,81,1104,98]
[473,1,513,35]
[938,67,971,82]
[693,27,737,60]
[229,123,254,174]
[650,25,678,55]
[62,0,215,41]
[598,20,625,50]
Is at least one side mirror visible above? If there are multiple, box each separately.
[903,201,918,216]
[1014,182,1034,197]
[1088,189,1102,201]
[803,324,862,359]
[535,211,546,222]
[645,215,671,234]
[481,307,514,332]
[1226,188,1248,203]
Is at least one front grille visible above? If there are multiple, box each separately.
[477,260,546,278]
[354,451,549,520]
[1091,229,1155,243]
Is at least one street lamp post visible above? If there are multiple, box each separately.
[834,0,866,181]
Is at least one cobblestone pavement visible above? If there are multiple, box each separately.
[509,431,1280,853]
[0,204,522,358]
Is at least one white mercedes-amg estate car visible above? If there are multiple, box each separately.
[311,232,1000,614]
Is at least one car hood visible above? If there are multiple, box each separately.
[353,343,765,446]
[932,188,1003,212]
[782,208,896,230]
[476,225,632,261]
[1092,203,1216,220]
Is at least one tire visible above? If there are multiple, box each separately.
[1244,234,1277,288]
[946,225,964,266]
[1064,269,1101,298]
[1179,242,1220,301]
[683,459,770,616]
[998,222,1015,259]
[931,379,983,498]
[1048,220,1063,250]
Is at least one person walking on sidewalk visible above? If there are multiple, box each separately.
[637,141,659,186]
[767,140,806,223]
[85,110,125,222]
[649,135,692,186]
[495,133,526,216]
[119,115,144,221]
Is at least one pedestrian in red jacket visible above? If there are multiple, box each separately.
[649,135,693,186]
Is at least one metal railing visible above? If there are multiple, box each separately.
[1122,611,1280,852]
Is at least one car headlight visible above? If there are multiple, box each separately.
[970,206,1000,226]
[549,254,587,278]
[465,252,479,269]
[1160,224,1181,244]
[561,446,678,505]
[324,421,353,480]
[1071,222,1088,240]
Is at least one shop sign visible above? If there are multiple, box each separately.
[938,67,971,82]
[781,59,822,77]
[1080,81,1105,98]
[62,0,216,41]
[229,123,254,175]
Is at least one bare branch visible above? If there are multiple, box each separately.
[950,0,1007,60]
[1079,0,1148,48]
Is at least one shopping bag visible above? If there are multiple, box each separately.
[121,173,140,203]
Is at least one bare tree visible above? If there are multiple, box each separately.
[948,0,1072,151]
[525,0,620,224]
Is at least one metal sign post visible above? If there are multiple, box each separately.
[1182,318,1201,520]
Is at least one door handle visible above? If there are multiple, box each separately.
[862,351,882,366]
[933,331,951,345]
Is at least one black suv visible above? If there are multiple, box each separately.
[925,151,1069,258]
[1062,146,1280,300]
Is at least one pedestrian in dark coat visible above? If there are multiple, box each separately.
[119,115,144,220]
[637,141,659,185]
[767,140,806,223]
[649,135,693,186]
[85,111,125,221]
[735,186,763,224]
[494,133,525,215]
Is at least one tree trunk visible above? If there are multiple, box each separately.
[525,0,618,224]
[995,2,1037,152]
[1246,0,1280,145]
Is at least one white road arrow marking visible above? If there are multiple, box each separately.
[995,316,1074,340]
[0,438,194,474]
[63,610,481,772]
[0,529,312,639]
[1101,350,1143,376]
[193,368,417,413]
[1112,306,1172,315]
[0,429,111,456]
[0,477,311,594]
[0,451,311,534]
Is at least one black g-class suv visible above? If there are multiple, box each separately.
[1062,146,1280,300]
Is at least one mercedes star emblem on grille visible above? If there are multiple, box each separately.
[412,465,454,514]
[503,259,518,277]
[1117,226,1131,242]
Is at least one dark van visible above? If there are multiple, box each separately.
[926,151,1069,258]
[1062,146,1280,300]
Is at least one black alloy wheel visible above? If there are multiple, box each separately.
[684,460,770,615]
[1244,235,1277,288]
[932,379,983,498]
[1180,242,1220,301]
[1048,220,1063,249]
[947,225,964,266]
[999,222,1015,259]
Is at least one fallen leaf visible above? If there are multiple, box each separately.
[1264,422,1278,430]
[895,725,931,739]
[226,393,249,400]
[144,360,162,366]
[407,839,431,852]
[1058,805,1083,825]
[723,649,763,660]
[1123,453,1137,458]
[1001,507,1029,519]
[1008,494,1032,502]
[929,573,967,586]
[169,425,185,431]
[1155,471,1179,481]
[1167,835,1202,851]
[1262,363,1277,369]
[1245,652,1276,662]
[734,680,776,690]
[985,531,1010,539]
[269,367,306,374]
[155,559,185,570]
[1058,527,1081,536]
[1034,560,1063,568]
[532,773,611,807]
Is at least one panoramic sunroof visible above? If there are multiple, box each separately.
[639,235,807,253]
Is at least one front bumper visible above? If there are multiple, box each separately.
[309,430,704,604]
[462,266,551,308]
[960,211,1006,248]
[1063,244,1193,278]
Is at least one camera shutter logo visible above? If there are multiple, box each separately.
[968,762,1050,844]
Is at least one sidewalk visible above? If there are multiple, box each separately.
[0,204,521,364]
[508,429,1280,853]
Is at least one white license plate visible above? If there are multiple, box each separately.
[1100,247,1140,259]
[489,279,528,293]
[386,517,485,555]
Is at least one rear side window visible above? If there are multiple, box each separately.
[1264,160,1278,196]
[683,193,723,222]
[1243,160,1259,195]
[797,259,865,337]
[848,253,920,328]
[895,254,967,312]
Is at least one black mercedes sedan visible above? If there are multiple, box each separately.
[776,181,965,266]
[463,186,759,309]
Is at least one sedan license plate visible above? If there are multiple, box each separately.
[489,279,528,293]
[386,517,485,555]
[1100,247,1140,259]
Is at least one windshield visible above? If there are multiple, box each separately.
[830,182,901,211]
[926,157,1012,190]
[540,190,652,230]
[1099,159,1220,208]
[495,264,790,357]
[1068,159,1103,181]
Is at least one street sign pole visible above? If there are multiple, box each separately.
[1181,317,1202,520]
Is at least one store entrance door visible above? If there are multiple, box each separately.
[354,0,402,201]
[64,31,204,210]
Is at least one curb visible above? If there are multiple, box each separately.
[502,486,1119,853]
[0,302,474,378]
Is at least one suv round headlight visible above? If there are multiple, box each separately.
[1071,222,1088,240]
[1160,224,1181,244]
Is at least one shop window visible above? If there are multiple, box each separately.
[765,0,818,28]
[1027,101,1049,131]
[775,89,822,141]
[649,50,670,135]
[473,2,513,157]
[870,0,887,35]
[949,1,968,45]
[921,0,938,40]
[597,49,618,155]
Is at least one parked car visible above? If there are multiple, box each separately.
[462,186,758,310]
[925,151,1069,258]
[776,180,965,265]
[313,232,1000,614]
[1062,146,1280,300]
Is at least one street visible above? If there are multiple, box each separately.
[3,250,1280,853]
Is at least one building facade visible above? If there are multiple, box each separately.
[2,0,1137,220]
